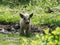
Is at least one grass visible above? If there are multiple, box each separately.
[0,0,60,25]
[0,27,60,45]
[0,3,60,25]
[0,7,60,25]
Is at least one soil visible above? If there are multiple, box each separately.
[0,22,59,34]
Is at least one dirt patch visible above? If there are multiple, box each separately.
[0,22,58,34]
[0,22,20,34]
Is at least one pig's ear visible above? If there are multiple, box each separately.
[20,13,24,18]
[29,13,33,18]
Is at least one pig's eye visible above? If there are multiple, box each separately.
[24,18,25,20]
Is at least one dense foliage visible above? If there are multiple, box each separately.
[0,0,60,25]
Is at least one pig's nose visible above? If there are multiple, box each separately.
[26,22,29,24]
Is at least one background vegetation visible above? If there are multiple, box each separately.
[0,0,60,25]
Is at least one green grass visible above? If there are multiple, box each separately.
[0,27,60,45]
[0,7,60,25]
[0,0,60,25]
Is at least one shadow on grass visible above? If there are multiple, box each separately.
[20,33,34,37]
[0,0,32,8]
[19,0,31,5]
